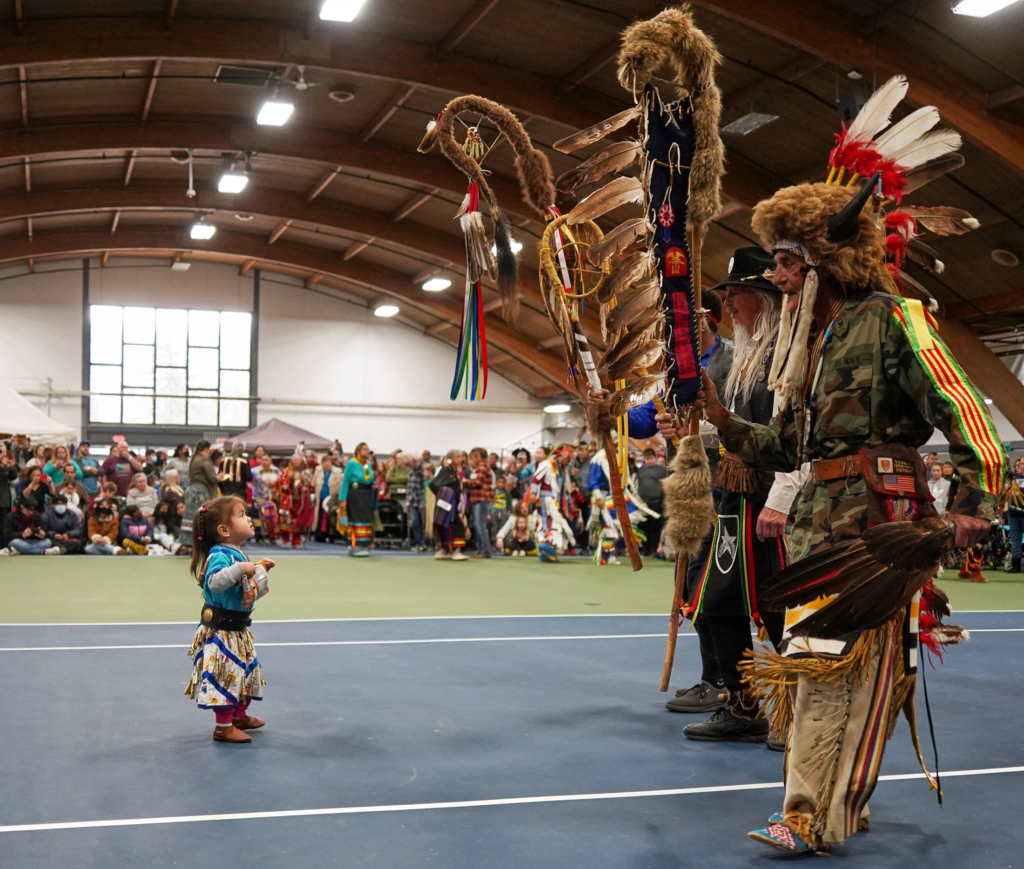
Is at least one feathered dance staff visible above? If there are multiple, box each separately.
[553,4,724,679]
[418,96,555,399]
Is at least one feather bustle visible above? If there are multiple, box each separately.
[585,217,653,267]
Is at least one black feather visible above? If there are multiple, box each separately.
[762,518,955,639]
[493,212,520,324]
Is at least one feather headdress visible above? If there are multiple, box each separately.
[753,75,980,413]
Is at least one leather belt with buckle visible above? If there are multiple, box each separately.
[811,455,864,482]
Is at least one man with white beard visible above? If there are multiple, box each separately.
[659,246,802,746]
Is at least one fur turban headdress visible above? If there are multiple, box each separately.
[751,182,892,292]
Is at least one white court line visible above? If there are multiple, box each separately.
[0,633,675,652]
[4,627,1021,653]
[2,765,1021,834]
[0,614,670,627]
[1,610,1021,627]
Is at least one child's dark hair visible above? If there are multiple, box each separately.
[189,495,247,584]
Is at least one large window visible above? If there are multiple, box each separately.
[89,305,252,427]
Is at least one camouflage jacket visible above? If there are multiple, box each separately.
[720,292,1005,561]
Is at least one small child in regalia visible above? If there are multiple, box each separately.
[185,495,274,743]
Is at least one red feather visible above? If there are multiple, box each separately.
[828,129,909,201]
[919,611,944,665]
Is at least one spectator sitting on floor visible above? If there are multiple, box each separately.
[86,501,126,555]
[100,480,125,513]
[126,472,159,516]
[151,500,182,554]
[495,500,542,553]
[1,497,52,556]
[17,466,53,513]
[504,514,538,557]
[161,467,184,509]
[42,493,85,554]
[58,463,89,517]
[119,505,154,555]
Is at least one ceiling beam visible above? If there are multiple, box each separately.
[165,0,180,27]
[390,189,436,223]
[0,122,536,221]
[18,65,27,127]
[304,273,323,288]
[721,54,824,115]
[14,0,22,34]
[101,251,110,266]
[23,156,29,192]
[0,227,571,389]
[268,219,292,244]
[425,321,453,336]
[123,149,136,186]
[342,239,373,261]
[239,258,256,275]
[357,84,417,146]
[436,0,503,56]
[140,59,162,125]
[0,19,624,134]
[110,210,120,235]
[987,84,1024,112]
[0,184,594,331]
[305,166,340,203]
[557,39,619,96]
[945,290,1024,322]
[689,0,1024,176]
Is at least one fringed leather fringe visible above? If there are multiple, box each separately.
[713,451,760,494]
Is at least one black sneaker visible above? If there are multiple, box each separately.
[684,707,769,743]
[766,733,786,752]
[684,708,765,741]
[666,680,727,713]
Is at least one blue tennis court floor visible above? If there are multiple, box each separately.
[1,612,1021,867]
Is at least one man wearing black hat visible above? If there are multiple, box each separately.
[661,246,799,744]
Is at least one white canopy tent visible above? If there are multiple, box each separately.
[0,384,78,443]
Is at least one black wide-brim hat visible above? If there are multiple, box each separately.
[707,245,781,294]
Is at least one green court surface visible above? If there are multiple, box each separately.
[1,555,1022,624]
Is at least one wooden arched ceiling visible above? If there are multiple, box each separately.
[1,0,1024,385]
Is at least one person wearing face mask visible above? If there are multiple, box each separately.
[41,494,85,554]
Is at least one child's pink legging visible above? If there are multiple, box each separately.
[213,700,250,726]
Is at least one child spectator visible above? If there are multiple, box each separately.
[120,505,155,555]
[504,514,538,557]
[152,500,182,554]
[86,502,126,555]
[42,493,85,554]
[490,475,511,542]
[59,464,89,517]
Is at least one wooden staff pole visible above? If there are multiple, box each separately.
[602,430,643,571]
[659,222,705,691]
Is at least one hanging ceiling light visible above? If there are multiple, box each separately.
[257,100,294,126]
[721,111,779,136]
[319,0,368,21]
[374,304,399,317]
[218,171,248,194]
[544,403,571,413]
[190,223,216,240]
[422,277,452,292]
[953,0,1019,16]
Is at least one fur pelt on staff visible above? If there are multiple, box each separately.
[661,433,716,559]
[616,4,724,232]
[418,95,556,324]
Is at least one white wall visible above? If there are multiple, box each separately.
[0,259,545,454]
[257,276,544,454]
[0,261,83,432]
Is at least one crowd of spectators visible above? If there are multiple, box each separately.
[0,434,671,559]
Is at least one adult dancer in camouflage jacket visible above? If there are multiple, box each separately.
[661,182,1002,854]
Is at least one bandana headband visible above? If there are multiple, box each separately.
[772,240,817,267]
